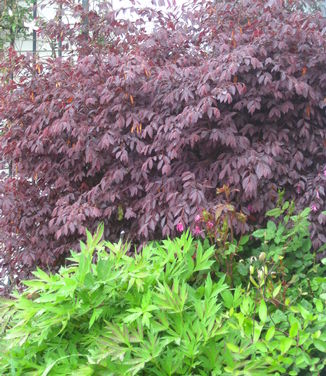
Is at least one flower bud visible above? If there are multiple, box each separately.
[258,252,266,262]
[250,256,257,263]
[176,223,184,232]
[257,269,263,281]
[206,221,214,229]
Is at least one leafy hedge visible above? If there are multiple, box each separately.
[1,207,326,375]
[0,0,326,281]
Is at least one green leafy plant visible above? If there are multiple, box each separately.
[1,209,326,375]
[0,0,33,49]
[244,201,316,301]
[229,203,326,375]
[0,226,229,375]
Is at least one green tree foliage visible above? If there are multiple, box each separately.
[0,0,33,49]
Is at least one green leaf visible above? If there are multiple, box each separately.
[273,284,282,298]
[295,353,310,367]
[265,326,275,342]
[226,343,240,353]
[314,339,326,353]
[239,235,249,246]
[253,323,263,343]
[300,208,311,217]
[258,300,267,322]
[289,322,299,338]
[282,201,289,211]
[221,290,233,309]
[298,304,310,320]
[194,242,216,272]
[42,355,83,376]
[32,268,52,282]
[255,341,267,353]
[280,337,293,354]
[315,299,323,313]
[266,208,281,218]
[252,229,266,239]
[89,308,103,329]
[237,262,248,276]
[266,221,276,240]
[204,273,213,298]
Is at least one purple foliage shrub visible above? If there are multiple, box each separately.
[0,0,325,282]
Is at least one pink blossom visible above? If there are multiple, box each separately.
[296,185,301,194]
[324,169,326,177]
[193,225,201,236]
[207,221,214,229]
[195,214,201,223]
[176,222,184,232]
[311,203,318,212]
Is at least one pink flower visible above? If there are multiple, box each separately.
[296,185,301,194]
[195,214,201,223]
[324,169,326,177]
[176,222,184,232]
[193,225,201,236]
[311,203,318,212]
[207,221,214,229]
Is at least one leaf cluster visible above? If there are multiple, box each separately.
[1,208,326,375]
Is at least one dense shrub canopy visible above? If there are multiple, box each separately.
[0,0,326,281]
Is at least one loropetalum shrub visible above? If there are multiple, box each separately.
[0,0,326,281]
[1,213,326,375]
